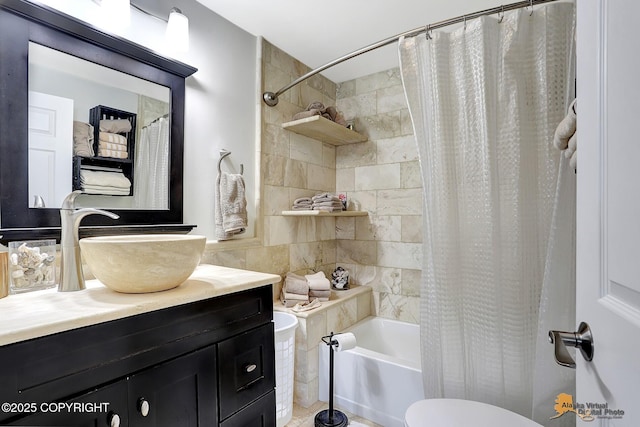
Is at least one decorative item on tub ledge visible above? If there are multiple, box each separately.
[331,266,349,290]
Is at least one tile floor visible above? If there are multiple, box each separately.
[286,401,383,427]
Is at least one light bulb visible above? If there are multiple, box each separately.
[166,7,189,53]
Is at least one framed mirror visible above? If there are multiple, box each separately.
[0,0,198,244]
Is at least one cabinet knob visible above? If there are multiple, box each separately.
[245,363,257,373]
[137,398,150,417]
[107,411,121,427]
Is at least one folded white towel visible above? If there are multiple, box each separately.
[99,141,127,152]
[99,132,128,146]
[98,149,129,159]
[312,192,339,201]
[313,201,343,208]
[309,289,331,299]
[305,271,331,291]
[100,119,132,133]
[282,291,309,301]
[80,169,131,188]
[284,272,309,295]
[73,121,94,157]
[82,185,130,196]
[215,171,247,240]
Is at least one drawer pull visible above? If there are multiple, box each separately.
[108,411,121,427]
[137,398,150,417]
[238,375,265,391]
[245,363,257,373]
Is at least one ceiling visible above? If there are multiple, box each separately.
[196,0,498,83]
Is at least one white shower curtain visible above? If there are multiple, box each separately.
[399,3,575,424]
[134,117,170,209]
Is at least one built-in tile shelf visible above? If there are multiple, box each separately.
[281,115,367,145]
[281,210,368,217]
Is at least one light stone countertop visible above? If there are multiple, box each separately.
[0,264,281,347]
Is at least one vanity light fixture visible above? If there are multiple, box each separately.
[166,7,190,53]
[92,1,190,53]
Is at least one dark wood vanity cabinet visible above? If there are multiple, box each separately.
[0,286,276,427]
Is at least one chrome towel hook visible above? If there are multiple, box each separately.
[218,149,244,175]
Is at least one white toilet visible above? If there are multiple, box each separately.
[405,399,543,427]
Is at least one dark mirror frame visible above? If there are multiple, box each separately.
[0,0,198,245]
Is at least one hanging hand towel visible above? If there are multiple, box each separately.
[553,99,576,150]
[215,171,247,240]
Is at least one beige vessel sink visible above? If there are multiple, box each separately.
[79,234,206,293]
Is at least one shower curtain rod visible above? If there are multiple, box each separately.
[262,0,560,106]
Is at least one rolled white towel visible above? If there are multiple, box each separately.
[281,291,309,308]
[305,271,331,291]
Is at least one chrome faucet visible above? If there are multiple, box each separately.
[59,191,119,292]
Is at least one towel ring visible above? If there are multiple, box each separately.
[218,149,244,175]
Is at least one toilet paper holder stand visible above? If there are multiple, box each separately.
[314,332,350,427]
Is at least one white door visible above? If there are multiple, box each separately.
[28,91,74,208]
[575,1,640,425]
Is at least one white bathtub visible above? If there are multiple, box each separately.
[318,316,424,427]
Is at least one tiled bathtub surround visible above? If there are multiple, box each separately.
[336,69,422,324]
[275,285,372,408]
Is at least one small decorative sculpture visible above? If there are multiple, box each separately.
[9,242,55,292]
[331,266,349,290]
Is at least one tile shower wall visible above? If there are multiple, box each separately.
[201,40,423,407]
[335,69,422,324]
[203,43,423,319]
